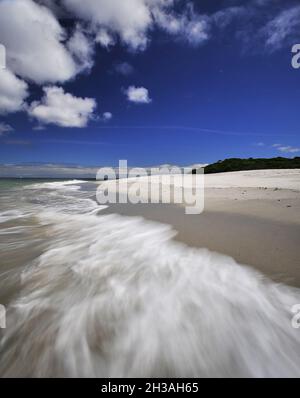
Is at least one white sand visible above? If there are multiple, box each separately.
[204,169,300,190]
[98,169,300,223]
[100,168,300,191]
[98,169,300,286]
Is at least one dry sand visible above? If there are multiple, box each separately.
[99,169,300,287]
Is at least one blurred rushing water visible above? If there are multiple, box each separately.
[0,179,300,377]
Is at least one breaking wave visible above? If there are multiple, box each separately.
[0,180,300,377]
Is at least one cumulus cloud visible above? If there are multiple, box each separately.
[60,0,300,54]
[28,86,97,128]
[62,0,213,51]
[0,0,298,125]
[0,69,29,114]
[62,0,152,51]
[35,0,65,16]
[67,25,94,73]
[102,112,113,121]
[125,86,151,104]
[0,122,13,136]
[95,29,115,48]
[0,0,79,84]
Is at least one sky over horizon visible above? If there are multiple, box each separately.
[0,0,300,169]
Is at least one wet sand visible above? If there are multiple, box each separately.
[99,169,300,287]
[1,176,300,377]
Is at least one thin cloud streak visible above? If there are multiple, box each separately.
[95,125,299,137]
[39,139,111,145]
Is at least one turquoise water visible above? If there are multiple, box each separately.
[0,178,72,189]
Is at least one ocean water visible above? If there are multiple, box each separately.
[0,179,300,377]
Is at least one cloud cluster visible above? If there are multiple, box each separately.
[61,0,213,50]
[0,0,95,122]
[28,86,97,128]
[0,0,299,129]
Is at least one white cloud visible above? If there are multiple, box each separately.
[0,122,13,136]
[67,25,94,73]
[209,3,300,53]
[185,18,210,45]
[261,5,300,52]
[0,0,78,84]
[153,3,210,46]
[62,0,212,51]
[62,0,152,51]
[275,145,300,154]
[213,6,249,30]
[125,86,151,104]
[28,86,97,128]
[95,29,115,48]
[0,69,29,114]
[35,0,65,17]
[102,112,113,121]
[1,0,298,125]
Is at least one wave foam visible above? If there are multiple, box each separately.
[1,209,300,377]
[27,179,86,191]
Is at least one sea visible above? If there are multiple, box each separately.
[0,178,300,377]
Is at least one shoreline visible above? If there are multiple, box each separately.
[98,169,300,287]
[100,203,300,287]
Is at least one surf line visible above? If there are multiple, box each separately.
[100,382,135,395]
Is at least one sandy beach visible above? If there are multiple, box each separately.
[1,173,300,377]
[100,169,300,287]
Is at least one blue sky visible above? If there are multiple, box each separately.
[0,0,300,168]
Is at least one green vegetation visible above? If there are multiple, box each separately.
[202,157,300,174]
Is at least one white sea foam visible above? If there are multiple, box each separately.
[23,179,101,215]
[27,179,86,191]
[1,206,300,377]
[0,210,27,223]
